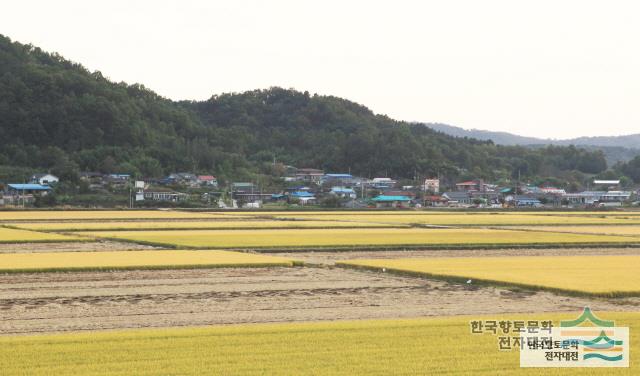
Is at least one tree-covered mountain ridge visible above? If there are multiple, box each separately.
[0,34,622,187]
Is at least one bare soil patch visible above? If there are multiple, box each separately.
[0,240,161,254]
[1,266,638,335]
[272,247,640,265]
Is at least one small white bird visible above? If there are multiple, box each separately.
[382,268,386,272]
[466,279,472,284]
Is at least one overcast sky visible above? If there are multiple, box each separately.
[2,1,639,139]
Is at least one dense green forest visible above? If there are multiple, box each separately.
[0,34,633,189]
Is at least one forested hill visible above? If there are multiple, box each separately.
[0,34,610,186]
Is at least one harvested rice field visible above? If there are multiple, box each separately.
[510,225,640,237]
[0,240,159,254]
[9,265,637,335]
[0,227,86,243]
[270,246,640,265]
[339,254,640,296]
[3,312,640,375]
[79,227,639,249]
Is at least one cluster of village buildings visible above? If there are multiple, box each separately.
[0,168,637,209]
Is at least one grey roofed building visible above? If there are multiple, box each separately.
[563,191,606,205]
[442,191,472,204]
[231,182,255,193]
[513,195,542,207]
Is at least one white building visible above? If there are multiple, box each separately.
[564,190,632,206]
[30,173,59,186]
[423,178,440,193]
[371,177,397,189]
[539,187,566,195]
[593,180,620,186]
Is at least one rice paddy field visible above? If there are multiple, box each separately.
[227,210,640,216]
[78,227,639,249]
[271,213,640,226]
[0,210,239,221]
[0,250,294,273]
[2,313,640,376]
[339,255,640,296]
[6,219,401,232]
[3,209,640,374]
[0,227,86,243]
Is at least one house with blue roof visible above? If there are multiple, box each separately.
[322,173,357,186]
[7,184,53,193]
[371,195,412,208]
[2,184,53,206]
[330,186,356,199]
[289,190,316,204]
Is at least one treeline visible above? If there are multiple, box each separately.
[0,34,621,189]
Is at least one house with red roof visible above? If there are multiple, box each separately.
[197,175,218,187]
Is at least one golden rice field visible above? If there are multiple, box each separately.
[7,219,401,232]
[498,211,640,216]
[222,210,455,216]
[0,250,294,273]
[228,210,640,216]
[273,213,640,226]
[79,228,637,249]
[339,255,640,296]
[510,225,640,237]
[0,210,237,221]
[0,227,86,243]
[2,313,639,376]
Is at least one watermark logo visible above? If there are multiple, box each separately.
[520,308,629,367]
[469,308,630,368]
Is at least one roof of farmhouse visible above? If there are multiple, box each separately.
[331,187,355,193]
[291,191,315,198]
[372,195,412,202]
[7,184,52,191]
[325,174,353,178]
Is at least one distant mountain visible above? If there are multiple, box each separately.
[425,123,543,145]
[425,123,640,165]
[554,135,640,149]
